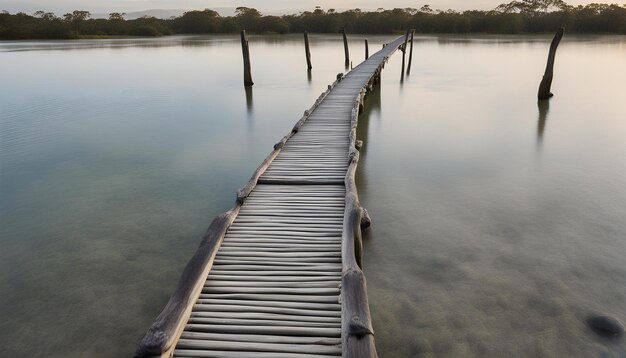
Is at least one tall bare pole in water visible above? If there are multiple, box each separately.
[406,30,415,75]
[304,31,312,70]
[401,30,410,76]
[342,28,350,67]
[241,30,253,86]
[538,27,564,100]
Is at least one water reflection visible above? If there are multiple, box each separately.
[0,36,230,52]
[366,83,382,116]
[2,34,626,358]
[0,33,366,53]
[307,69,312,83]
[537,100,550,148]
[244,86,254,114]
[400,51,407,83]
[356,85,380,212]
[0,33,366,357]
[363,35,626,358]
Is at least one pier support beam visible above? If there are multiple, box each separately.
[240,30,253,87]
[406,29,415,75]
[343,28,350,67]
[401,30,410,68]
[538,27,564,100]
[365,39,369,60]
[400,30,410,81]
[304,31,312,70]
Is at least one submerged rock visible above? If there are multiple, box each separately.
[587,314,624,338]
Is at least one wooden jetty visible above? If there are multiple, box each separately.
[135,35,405,358]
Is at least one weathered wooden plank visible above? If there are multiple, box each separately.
[180,331,341,345]
[181,332,341,346]
[174,349,339,358]
[184,324,341,337]
[194,300,340,312]
[186,318,341,329]
[175,339,341,355]
[205,274,339,282]
[204,280,340,288]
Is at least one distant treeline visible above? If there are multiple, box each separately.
[2,2,626,40]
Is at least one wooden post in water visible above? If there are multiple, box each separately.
[365,39,369,60]
[304,31,312,70]
[538,27,564,100]
[401,30,410,78]
[406,29,415,75]
[342,28,350,67]
[240,30,253,87]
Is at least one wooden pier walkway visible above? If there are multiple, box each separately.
[136,35,405,358]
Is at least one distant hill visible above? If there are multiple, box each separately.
[92,8,238,20]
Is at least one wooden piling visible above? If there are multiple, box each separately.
[342,28,350,66]
[365,39,369,60]
[538,27,564,100]
[401,30,410,76]
[304,31,312,70]
[406,29,415,75]
[240,30,253,87]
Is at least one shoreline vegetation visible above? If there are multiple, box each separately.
[1,2,625,40]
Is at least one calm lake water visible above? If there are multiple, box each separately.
[1,34,625,357]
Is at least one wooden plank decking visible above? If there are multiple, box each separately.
[136,35,405,358]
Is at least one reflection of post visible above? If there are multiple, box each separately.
[537,100,550,146]
[355,85,381,196]
[538,27,564,100]
[307,69,312,83]
[304,31,312,70]
[342,28,350,67]
[364,39,369,60]
[245,85,253,113]
[240,30,253,86]
[368,82,381,116]
[406,29,415,75]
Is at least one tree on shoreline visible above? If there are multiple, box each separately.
[63,10,90,34]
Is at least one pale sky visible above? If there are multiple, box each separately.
[0,0,616,15]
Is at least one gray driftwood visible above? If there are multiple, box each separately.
[538,27,564,100]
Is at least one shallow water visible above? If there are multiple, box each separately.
[1,34,625,357]
[0,33,368,357]
[358,35,626,357]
